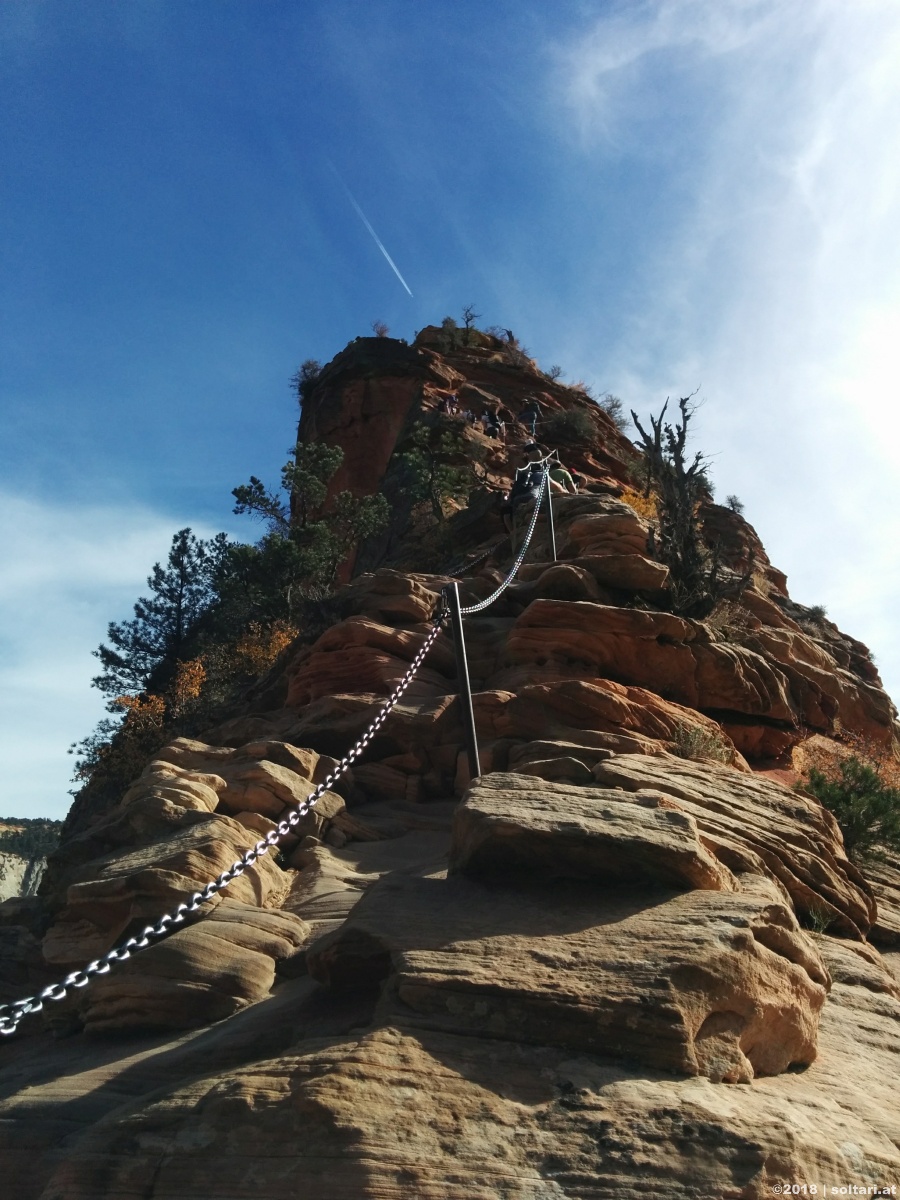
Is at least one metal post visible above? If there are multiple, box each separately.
[544,473,557,562]
[444,582,481,781]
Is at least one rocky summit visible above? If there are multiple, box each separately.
[1,326,899,1198]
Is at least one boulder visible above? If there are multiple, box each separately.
[591,754,876,937]
[307,872,827,1082]
[72,900,310,1033]
[42,813,290,965]
[450,773,736,891]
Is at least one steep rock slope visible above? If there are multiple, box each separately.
[1,329,899,1198]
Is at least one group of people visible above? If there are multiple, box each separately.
[500,442,579,534]
[435,389,508,440]
[434,388,549,442]
[429,384,581,536]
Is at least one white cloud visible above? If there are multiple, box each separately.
[0,493,221,821]
[555,0,782,150]
[546,0,900,711]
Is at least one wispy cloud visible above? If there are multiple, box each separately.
[556,0,781,149]
[545,0,900,707]
[0,494,220,820]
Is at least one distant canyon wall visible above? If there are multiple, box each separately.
[0,854,45,902]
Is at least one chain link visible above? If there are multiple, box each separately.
[444,535,510,580]
[0,468,554,1038]
[0,618,445,1037]
[460,467,549,615]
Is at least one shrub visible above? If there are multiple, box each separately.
[397,420,485,520]
[800,754,900,862]
[803,903,835,934]
[670,721,733,764]
[705,598,754,642]
[725,494,745,514]
[806,604,828,622]
[598,392,629,433]
[547,364,563,381]
[541,409,595,447]
[632,396,750,618]
[290,359,322,407]
[371,320,390,338]
[619,486,658,521]
[569,380,595,399]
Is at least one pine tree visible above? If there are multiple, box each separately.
[227,442,389,617]
[92,528,225,702]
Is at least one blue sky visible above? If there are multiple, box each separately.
[2,0,899,820]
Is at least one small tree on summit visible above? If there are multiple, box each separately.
[290,359,323,409]
[461,304,481,345]
[631,396,751,619]
[92,529,225,702]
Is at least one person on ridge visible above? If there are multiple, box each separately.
[519,398,541,437]
[500,448,547,535]
[547,457,578,495]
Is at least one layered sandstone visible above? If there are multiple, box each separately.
[1,330,898,1197]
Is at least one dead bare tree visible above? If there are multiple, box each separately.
[461,304,481,345]
[631,396,752,619]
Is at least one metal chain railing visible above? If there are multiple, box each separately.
[445,535,510,580]
[460,466,549,615]
[0,464,554,1038]
[0,618,445,1037]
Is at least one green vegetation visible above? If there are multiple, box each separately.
[541,409,595,446]
[632,396,751,619]
[597,392,628,433]
[800,755,900,863]
[290,359,322,407]
[0,818,63,859]
[73,426,388,808]
[669,721,732,764]
[397,420,485,521]
[802,902,836,934]
[230,440,389,612]
[725,494,745,515]
[92,528,226,703]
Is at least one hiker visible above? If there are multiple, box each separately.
[548,457,578,495]
[483,411,501,438]
[519,398,541,437]
[431,385,458,414]
[500,451,547,534]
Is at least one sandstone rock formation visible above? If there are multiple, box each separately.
[1,329,899,1197]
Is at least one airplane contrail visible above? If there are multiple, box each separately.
[331,168,413,296]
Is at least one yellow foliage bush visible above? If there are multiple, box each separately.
[114,693,166,728]
[619,486,658,521]
[169,658,207,716]
[232,620,298,676]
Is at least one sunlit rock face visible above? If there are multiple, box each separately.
[0,853,42,903]
[2,332,899,1197]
